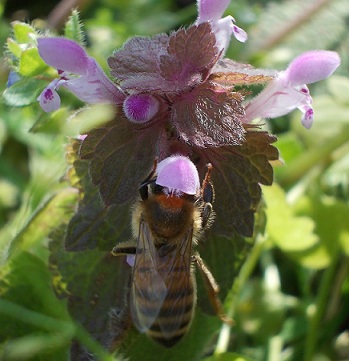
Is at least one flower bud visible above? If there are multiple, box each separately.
[123,93,160,123]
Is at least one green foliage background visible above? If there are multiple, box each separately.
[1,0,349,360]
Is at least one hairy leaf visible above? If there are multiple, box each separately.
[80,114,162,206]
[108,23,219,94]
[196,129,278,238]
[50,225,131,356]
[171,83,245,147]
[159,23,219,87]
[65,139,132,251]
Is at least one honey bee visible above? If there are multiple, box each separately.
[112,155,230,347]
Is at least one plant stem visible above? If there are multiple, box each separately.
[277,126,349,188]
[303,253,339,361]
[214,236,266,354]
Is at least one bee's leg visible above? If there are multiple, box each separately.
[111,241,137,256]
[201,163,214,228]
[193,253,233,326]
[139,158,158,200]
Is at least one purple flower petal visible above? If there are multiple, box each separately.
[232,23,248,43]
[244,50,340,128]
[37,86,61,112]
[196,0,247,53]
[197,0,231,22]
[37,37,125,111]
[156,156,200,195]
[286,50,340,87]
[38,38,90,75]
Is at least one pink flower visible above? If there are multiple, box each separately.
[37,38,124,112]
[156,155,200,196]
[196,0,247,53]
[244,51,341,128]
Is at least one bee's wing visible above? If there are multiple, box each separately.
[157,226,194,338]
[130,219,167,333]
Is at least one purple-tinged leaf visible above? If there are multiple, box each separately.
[108,34,170,92]
[196,129,278,237]
[171,82,245,147]
[64,140,132,251]
[80,114,164,205]
[159,23,219,87]
[108,23,219,94]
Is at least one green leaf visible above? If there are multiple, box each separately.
[295,196,349,257]
[19,47,49,76]
[199,130,278,238]
[80,115,160,206]
[12,21,37,43]
[263,183,319,252]
[0,251,69,341]
[49,223,132,358]
[64,9,85,44]
[64,140,132,251]
[274,133,304,164]
[5,188,78,259]
[7,38,22,58]
[3,78,46,107]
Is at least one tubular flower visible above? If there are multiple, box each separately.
[37,38,125,112]
[196,0,247,53]
[244,51,341,129]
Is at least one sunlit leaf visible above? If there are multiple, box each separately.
[12,21,36,44]
[0,251,69,342]
[210,58,277,86]
[3,78,47,107]
[6,38,22,58]
[263,183,318,252]
[294,195,349,260]
[19,47,49,77]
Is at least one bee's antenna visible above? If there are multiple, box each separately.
[139,158,159,200]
